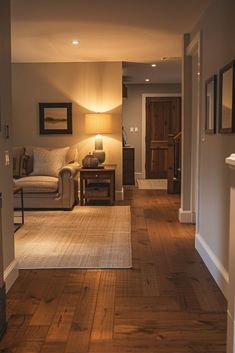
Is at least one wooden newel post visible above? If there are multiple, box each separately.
[167,134,175,193]
[226,154,235,353]
[0,193,6,337]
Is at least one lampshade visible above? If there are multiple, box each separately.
[85,113,112,134]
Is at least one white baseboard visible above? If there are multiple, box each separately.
[116,188,124,201]
[135,172,144,180]
[178,208,196,223]
[195,233,228,298]
[4,259,19,293]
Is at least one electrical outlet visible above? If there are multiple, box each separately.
[4,150,10,166]
[130,127,134,132]
[134,127,138,132]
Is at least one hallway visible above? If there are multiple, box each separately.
[0,188,226,353]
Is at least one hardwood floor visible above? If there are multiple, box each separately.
[0,188,227,352]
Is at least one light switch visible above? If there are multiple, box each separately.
[4,150,10,166]
[130,127,134,132]
[134,127,138,132]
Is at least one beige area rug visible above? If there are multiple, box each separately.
[15,206,132,269]
[137,179,167,190]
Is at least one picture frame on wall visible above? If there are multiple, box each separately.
[205,75,217,134]
[219,60,235,133]
[39,102,72,135]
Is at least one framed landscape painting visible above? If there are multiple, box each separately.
[39,102,72,134]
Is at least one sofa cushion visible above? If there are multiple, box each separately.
[24,146,78,175]
[14,176,59,193]
[66,146,78,164]
[30,147,69,177]
[12,147,25,178]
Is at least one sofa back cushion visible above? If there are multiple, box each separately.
[30,147,69,177]
[66,146,78,164]
[12,146,25,178]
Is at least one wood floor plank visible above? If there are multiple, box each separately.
[115,268,143,297]
[45,293,78,343]
[30,271,69,326]
[65,270,101,353]
[2,188,227,353]
[91,270,116,340]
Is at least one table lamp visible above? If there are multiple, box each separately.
[85,113,112,164]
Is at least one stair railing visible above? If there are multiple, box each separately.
[167,132,182,194]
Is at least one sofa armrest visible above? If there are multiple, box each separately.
[58,162,79,208]
[59,162,80,178]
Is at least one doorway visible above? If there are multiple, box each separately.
[145,96,181,179]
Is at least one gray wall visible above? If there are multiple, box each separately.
[0,1,15,282]
[122,83,181,174]
[12,62,123,192]
[192,0,235,292]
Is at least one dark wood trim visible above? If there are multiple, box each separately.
[0,194,6,339]
[123,147,135,185]
[219,60,235,133]
[0,284,6,338]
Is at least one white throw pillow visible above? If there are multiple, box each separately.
[31,147,69,177]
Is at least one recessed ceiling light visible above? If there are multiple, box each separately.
[72,40,80,45]
[151,64,157,67]
[145,78,150,82]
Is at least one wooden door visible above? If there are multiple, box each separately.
[146,97,181,179]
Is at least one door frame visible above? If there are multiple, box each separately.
[183,31,202,229]
[141,93,181,179]
[187,33,201,228]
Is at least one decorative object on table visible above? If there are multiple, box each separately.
[15,206,132,269]
[85,113,112,164]
[39,102,72,134]
[219,60,235,133]
[82,153,99,168]
[205,75,217,134]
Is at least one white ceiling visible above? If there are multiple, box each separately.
[11,0,209,83]
[11,0,210,64]
[123,59,182,84]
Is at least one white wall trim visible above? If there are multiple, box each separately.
[195,233,228,298]
[141,93,181,179]
[178,208,196,223]
[4,259,19,293]
[185,31,202,234]
[115,188,124,201]
[186,32,201,56]
[135,172,144,180]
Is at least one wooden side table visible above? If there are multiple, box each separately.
[79,166,116,205]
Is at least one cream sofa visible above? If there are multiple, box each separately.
[13,146,79,210]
